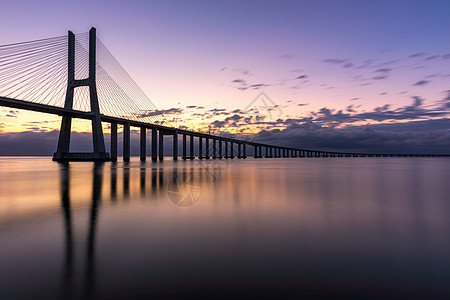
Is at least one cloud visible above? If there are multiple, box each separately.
[323,58,347,64]
[373,74,389,80]
[425,55,439,60]
[231,78,271,91]
[251,120,450,154]
[296,74,308,79]
[138,108,183,117]
[375,68,392,73]
[346,105,356,112]
[409,53,426,58]
[413,80,429,86]
[343,63,354,68]
[186,105,205,109]
[269,96,447,131]
[280,54,295,59]
[233,68,251,76]
[210,120,226,128]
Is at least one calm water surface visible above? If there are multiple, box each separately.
[1,157,450,299]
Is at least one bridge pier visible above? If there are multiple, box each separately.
[224,140,228,158]
[182,134,187,160]
[212,139,217,159]
[205,137,210,159]
[230,142,234,159]
[199,137,203,159]
[237,143,242,159]
[173,130,178,160]
[140,127,146,162]
[152,128,157,161]
[123,123,130,162]
[189,135,194,159]
[110,122,117,161]
[53,28,110,162]
[218,139,223,159]
[159,131,164,161]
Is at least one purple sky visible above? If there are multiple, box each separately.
[1,0,450,154]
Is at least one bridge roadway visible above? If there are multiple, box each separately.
[2,96,450,161]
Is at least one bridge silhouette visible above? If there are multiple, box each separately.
[1,28,448,161]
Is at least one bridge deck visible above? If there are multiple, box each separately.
[1,96,449,158]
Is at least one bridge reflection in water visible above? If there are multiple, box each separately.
[0,157,446,299]
[58,160,224,298]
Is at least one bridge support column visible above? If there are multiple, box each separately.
[243,143,247,158]
[230,142,234,159]
[159,131,164,161]
[225,141,228,158]
[237,143,242,159]
[140,127,146,161]
[199,137,203,159]
[182,134,187,160]
[189,135,194,159]
[212,139,217,159]
[110,122,117,161]
[219,140,223,159]
[205,137,210,159]
[151,128,157,161]
[123,123,130,162]
[53,28,109,162]
[254,145,258,158]
[173,130,178,161]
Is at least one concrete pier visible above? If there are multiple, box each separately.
[123,123,130,162]
[219,139,223,159]
[230,142,234,159]
[173,130,178,160]
[199,137,203,159]
[140,127,146,161]
[110,122,117,161]
[151,128,157,161]
[190,135,194,159]
[225,141,228,158]
[182,134,187,160]
[159,131,164,161]
[205,137,210,159]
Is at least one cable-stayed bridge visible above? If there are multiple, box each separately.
[0,28,448,161]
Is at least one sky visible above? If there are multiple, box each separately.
[1,0,450,154]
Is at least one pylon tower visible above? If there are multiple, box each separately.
[53,27,110,161]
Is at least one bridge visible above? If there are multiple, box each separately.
[1,28,448,161]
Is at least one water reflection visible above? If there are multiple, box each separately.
[2,158,450,298]
[59,163,73,298]
[59,163,103,299]
[57,161,225,298]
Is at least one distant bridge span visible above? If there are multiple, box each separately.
[1,28,448,161]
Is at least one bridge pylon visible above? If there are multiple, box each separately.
[53,27,110,162]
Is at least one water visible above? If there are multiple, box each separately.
[1,157,450,299]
